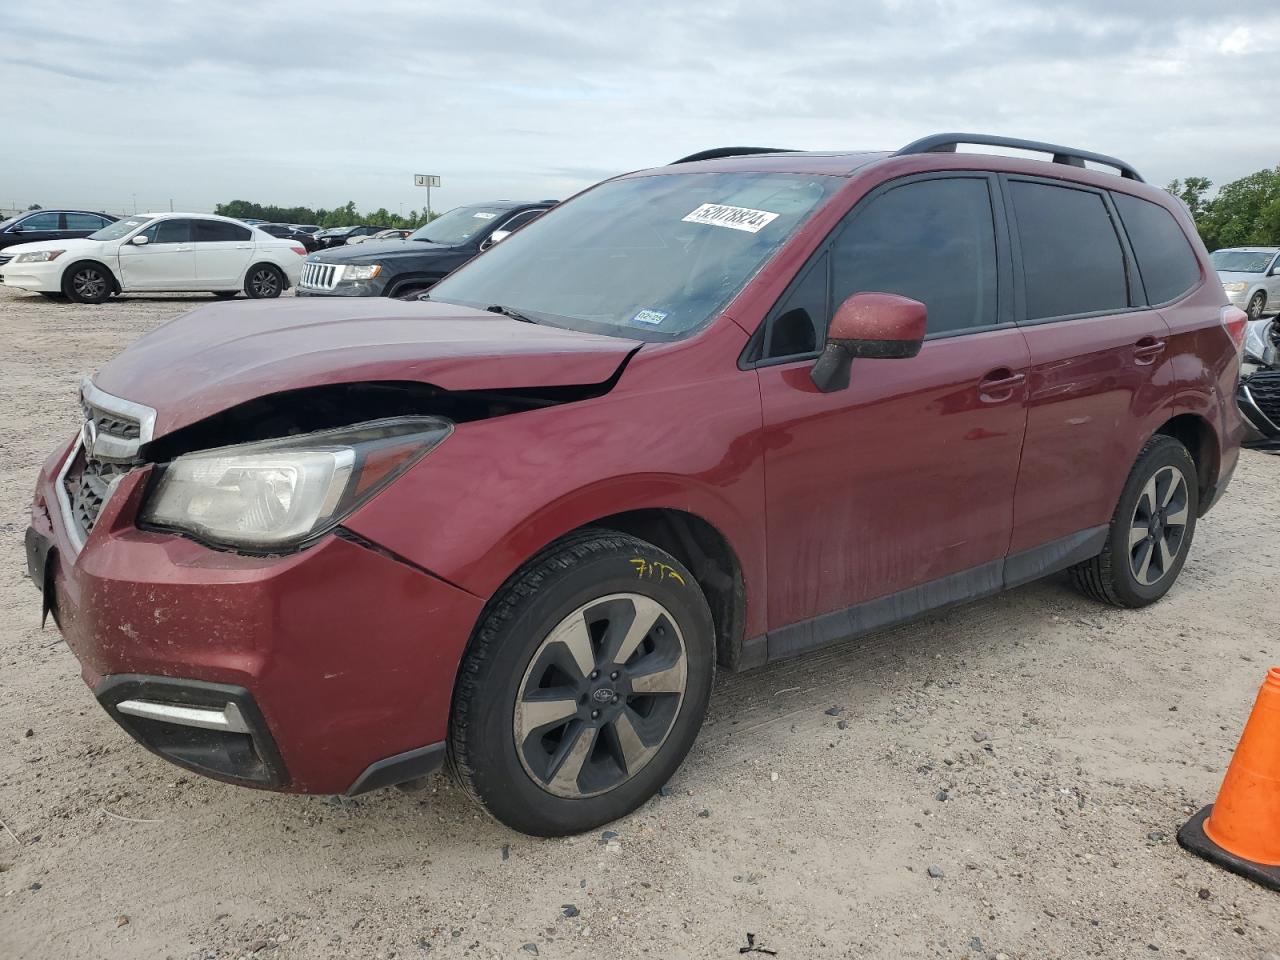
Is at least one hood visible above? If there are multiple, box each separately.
[309,238,448,263]
[92,298,641,436]
[2,237,105,258]
[1217,271,1264,283]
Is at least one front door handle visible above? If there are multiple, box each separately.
[978,369,1026,401]
[1133,337,1166,364]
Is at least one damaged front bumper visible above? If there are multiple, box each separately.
[27,444,484,795]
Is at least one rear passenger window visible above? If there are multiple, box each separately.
[1010,181,1128,320]
[831,177,998,336]
[1112,193,1201,304]
[65,213,109,230]
[195,220,251,243]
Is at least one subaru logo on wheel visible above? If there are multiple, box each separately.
[591,688,615,704]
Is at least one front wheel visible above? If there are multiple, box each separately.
[62,262,113,304]
[1070,435,1198,607]
[1247,292,1266,321]
[244,264,285,299]
[449,531,715,836]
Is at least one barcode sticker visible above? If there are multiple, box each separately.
[681,203,779,234]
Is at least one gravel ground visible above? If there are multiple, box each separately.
[0,285,1278,960]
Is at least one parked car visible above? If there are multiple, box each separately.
[256,222,320,252]
[1239,317,1280,450]
[348,228,414,245]
[0,209,118,268]
[1212,247,1280,321]
[298,201,552,299]
[312,225,383,249]
[25,134,1245,836]
[290,225,321,235]
[0,212,306,302]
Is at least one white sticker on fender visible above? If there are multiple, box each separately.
[681,203,779,233]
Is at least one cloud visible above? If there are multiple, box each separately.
[0,0,1277,215]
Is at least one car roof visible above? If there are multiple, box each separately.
[1215,246,1278,253]
[136,212,247,223]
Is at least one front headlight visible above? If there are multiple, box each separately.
[140,416,451,550]
[1223,282,1249,292]
[14,250,64,263]
[343,264,382,281]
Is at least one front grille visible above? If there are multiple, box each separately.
[63,449,135,540]
[83,397,141,440]
[1247,371,1280,426]
[300,261,342,290]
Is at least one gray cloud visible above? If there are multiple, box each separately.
[0,0,1277,216]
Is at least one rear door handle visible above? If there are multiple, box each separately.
[1133,337,1166,363]
[978,369,1026,403]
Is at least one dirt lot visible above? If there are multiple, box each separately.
[0,284,1277,960]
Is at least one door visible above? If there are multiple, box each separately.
[5,211,62,246]
[117,218,196,289]
[193,219,255,287]
[755,174,1029,644]
[1266,252,1280,309]
[1003,177,1172,554]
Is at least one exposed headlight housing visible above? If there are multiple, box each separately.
[140,417,451,550]
[14,249,64,263]
[343,264,382,281]
[1223,282,1249,292]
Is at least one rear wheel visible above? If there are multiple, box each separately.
[244,264,284,299]
[449,531,715,836]
[1247,291,1266,321]
[62,262,113,304]
[1069,435,1198,607]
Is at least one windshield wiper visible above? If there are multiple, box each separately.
[486,304,539,324]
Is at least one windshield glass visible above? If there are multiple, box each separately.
[89,216,154,241]
[0,216,18,230]
[410,205,511,245]
[428,172,841,338]
[1212,250,1275,273]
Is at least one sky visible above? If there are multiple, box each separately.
[1,0,1277,217]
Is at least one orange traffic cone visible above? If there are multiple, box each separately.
[1178,667,1280,890]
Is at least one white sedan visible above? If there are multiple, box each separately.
[0,212,306,303]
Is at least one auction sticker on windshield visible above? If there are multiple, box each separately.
[473,212,498,219]
[681,203,779,234]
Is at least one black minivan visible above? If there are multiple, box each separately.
[297,200,553,300]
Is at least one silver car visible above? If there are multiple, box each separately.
[1213,246,1280,321]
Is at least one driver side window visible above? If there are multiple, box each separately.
[141,219,192,244]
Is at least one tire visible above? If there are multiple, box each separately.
[1069,435,1198,608]
[394,285,430,301]
[244,264,285,299]
[449,530,715,836]
[212,291,238,299]
[62,262,114,304]
[1247,291,1266,321]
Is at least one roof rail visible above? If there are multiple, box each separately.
[895,133,1144,182]
[670,147,796,165]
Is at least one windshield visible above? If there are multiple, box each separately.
[410,205,515,245]
[1212,250,1275,273]
[0,216,18,230]
[428,172,841,338]
[89,216,154,241]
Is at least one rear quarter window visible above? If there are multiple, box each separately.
[1111,193,1202,305]
[1010,180,1129,320]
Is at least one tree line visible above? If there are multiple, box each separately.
[212,199,439,230]
[1166,166,1280,250]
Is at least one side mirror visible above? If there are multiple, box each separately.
[9,224,23,233]
[810,292,927,393]
[488,229,512,245]
[130,234,150,246]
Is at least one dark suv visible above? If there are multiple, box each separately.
[297,201,553,299]
[25,135,1245,836]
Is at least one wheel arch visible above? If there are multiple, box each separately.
[244,260,290,290]
[61,258,120,295]
[1152,412,1218,515]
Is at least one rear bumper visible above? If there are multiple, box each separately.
[28,446,484,795]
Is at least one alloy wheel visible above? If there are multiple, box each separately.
[250,268,280,297]
[1249,293,1265,321]
[513,592,688,799]
[1127,465,1190,586]
[72,268,107,300]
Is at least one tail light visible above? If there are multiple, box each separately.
[1222,305,1249,352]
[290,246,307,256]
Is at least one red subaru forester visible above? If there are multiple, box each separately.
[26,135,1247,836]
